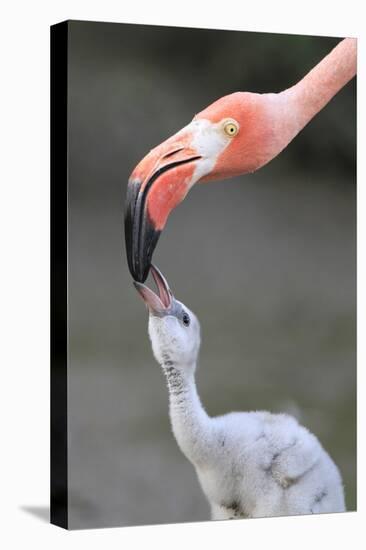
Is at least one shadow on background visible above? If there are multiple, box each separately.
[21,506,49,523]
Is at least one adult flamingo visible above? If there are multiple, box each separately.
[125,38,357,282]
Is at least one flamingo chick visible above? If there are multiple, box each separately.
[134,265,346,520]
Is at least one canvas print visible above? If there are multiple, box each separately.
[51,20,356,529]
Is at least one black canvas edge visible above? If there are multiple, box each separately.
[50,20,69,529]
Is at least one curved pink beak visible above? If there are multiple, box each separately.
[125,129,201,283]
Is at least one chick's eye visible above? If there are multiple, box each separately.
[182,312,190,327]
[224,121,239,137]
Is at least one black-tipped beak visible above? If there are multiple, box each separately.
[124,152,201,283]
[125,177,161,283]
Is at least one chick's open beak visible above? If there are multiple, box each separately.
[133,264,173,316]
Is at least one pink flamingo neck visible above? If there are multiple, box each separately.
[280,38,356,140]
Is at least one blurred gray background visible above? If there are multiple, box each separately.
[67,21,356,528]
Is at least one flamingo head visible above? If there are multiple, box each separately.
[125,92,277,282]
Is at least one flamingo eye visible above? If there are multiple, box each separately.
[182,312,190,327]
[223,121,239,137]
